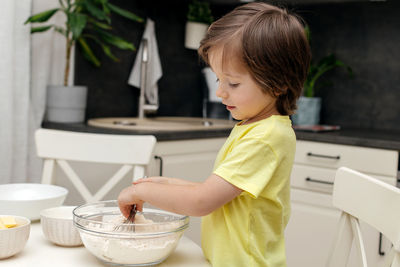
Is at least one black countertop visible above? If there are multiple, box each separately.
[42,122,400,151]
[42,122,233,142]
[295,128,400,151]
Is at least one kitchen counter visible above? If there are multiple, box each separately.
[43,121,232,142]
[295,128,400,151]
[4,222,210,267]
[43,122,400,151]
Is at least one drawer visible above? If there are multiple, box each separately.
[291,164,397,194]
[291,165,336,194]
[295,141,398,177]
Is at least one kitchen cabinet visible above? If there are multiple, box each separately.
[210,0,379,4]
[285,140,398,267]
[149,138,227,245]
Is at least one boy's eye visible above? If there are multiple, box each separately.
[229,83,240,88]
[216,78,220,83]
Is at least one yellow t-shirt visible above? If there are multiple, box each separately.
[201,115,296,267]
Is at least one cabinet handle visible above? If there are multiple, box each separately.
[305,177,334,185]
[378,232,385,256]
[154,155,163,176]
[307,152,341,160]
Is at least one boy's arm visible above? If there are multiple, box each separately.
[134,176,199,186]
[118,174,242,217]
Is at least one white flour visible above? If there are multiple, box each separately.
[80,214,184,265]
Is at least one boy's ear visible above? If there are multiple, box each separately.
[272,86,288,97]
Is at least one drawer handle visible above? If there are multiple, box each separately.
[378,232,385,256]
[307,152,341,160]
[305,177,334,185]
[154,155,163,176]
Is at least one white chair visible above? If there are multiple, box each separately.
[35,129,156,203]
[327,167,400,267]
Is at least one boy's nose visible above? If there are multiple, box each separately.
[216,85,228,99]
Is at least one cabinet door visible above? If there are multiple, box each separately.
[156,152,218,245]
[158,151,216,181]
[285,188,340,267]
[148,138,226,245]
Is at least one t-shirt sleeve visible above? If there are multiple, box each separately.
[213,138,278,198]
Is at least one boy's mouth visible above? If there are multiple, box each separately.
[226,105,235,111]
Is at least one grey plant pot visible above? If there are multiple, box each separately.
[291,96,321,125]
[46,85,88,123]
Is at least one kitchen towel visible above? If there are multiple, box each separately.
[128,18,162,106]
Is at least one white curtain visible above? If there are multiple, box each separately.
[0,0,72,184]
[0,0,32,184]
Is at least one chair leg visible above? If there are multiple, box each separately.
[133,166,145,182]
[326,213,354,267]
[391,252,400,267]
[41,159,55,184]
[350,216,368,266]
[383,248,395,267]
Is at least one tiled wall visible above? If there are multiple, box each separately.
[75,0,400,130]
[299,1,400,130]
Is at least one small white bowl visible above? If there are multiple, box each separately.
[40,206,82,247]
[0,183,68,221]
[0,215,31,259]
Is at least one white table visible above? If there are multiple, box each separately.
[3,223,211,267]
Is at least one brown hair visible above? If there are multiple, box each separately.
[198,2,311,115]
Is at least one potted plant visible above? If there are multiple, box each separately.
[25,0,142,123]
[185,0,213,50]
[292,27,353,126]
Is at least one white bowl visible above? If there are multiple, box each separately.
[0,183,68,221]
[40,206,82,247]
[0,215,31,259]
[73,200,189,266]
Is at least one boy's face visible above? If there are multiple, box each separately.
[208,47,279,124]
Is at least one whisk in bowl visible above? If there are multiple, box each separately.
[114,204,137,232]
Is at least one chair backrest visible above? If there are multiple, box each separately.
[35,129,156,203]
[327,167,400,267]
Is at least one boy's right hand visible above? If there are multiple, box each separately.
[117,185,144,218]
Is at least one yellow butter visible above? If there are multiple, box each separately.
[0,216,17,228]
[0,221,7,229]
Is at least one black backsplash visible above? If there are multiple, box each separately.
[75,0,400,131]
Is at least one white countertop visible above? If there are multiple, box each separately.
[3,222,211,267]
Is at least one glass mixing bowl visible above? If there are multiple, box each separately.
[73,200,189,266]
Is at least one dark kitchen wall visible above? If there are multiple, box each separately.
[298,0,400,130]
[75,0,400,131]
[75,0,236,120]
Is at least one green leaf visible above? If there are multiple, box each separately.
[24,8,59,24]
[69,13,87,40]
[100,44,119,61]
[84,0,110,24]
[96,29,135,50]
[54,26,67,36]
[31,25,53,33]
[304,25,311,42]
[107,3,143,23]
[84,34,119,62]
[187,0,213,24]
[87,17,112,30]
[78,37,101,67]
